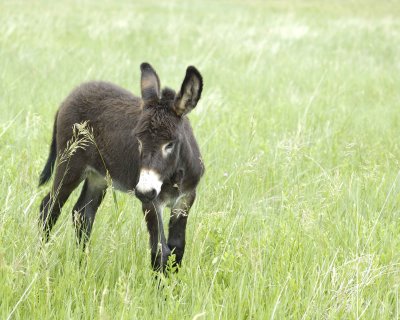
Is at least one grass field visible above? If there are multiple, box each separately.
[1,0,400,318]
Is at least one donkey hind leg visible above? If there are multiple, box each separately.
[167,191,196,267]
[72,172,107,247]
[39,163,83,241]
[142,201,171,271]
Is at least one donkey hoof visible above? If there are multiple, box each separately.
[151,248,173,272]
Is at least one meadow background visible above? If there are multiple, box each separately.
[1,0,400,318]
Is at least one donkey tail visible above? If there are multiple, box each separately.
[39,112,58,186]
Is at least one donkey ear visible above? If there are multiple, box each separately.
[140,62,160,102]
[173,66,203,116]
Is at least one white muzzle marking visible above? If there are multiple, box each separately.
[136,169,162,195]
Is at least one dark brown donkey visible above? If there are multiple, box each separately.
[38,63,204,271]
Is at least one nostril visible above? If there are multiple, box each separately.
[149,189,157,199]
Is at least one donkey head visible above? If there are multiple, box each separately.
[134,63,203,203]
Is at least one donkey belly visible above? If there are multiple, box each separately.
[85,166,135,193]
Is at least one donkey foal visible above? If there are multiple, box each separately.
[39,63,204,271]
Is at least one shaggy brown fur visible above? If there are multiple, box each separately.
[39,63,204,271]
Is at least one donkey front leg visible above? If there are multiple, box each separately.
[167,191,196,266]
[142,201,171,271]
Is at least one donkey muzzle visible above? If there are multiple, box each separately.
[135,169,162,202]
[135,189,157,203]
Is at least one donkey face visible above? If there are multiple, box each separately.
[134,63,203,203]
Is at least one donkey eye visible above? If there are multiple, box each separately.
[165,142,174,150]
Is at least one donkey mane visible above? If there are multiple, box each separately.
[161,87,176,101]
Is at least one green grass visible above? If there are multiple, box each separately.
[1,0,400,318]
